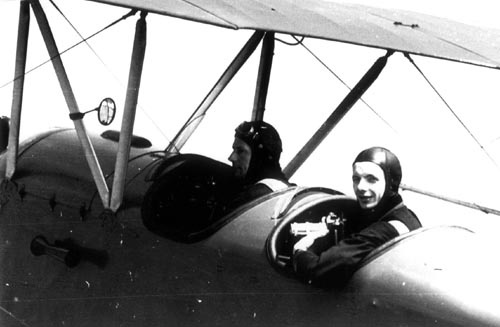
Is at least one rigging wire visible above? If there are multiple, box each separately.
[2,1,172,145]
[291,35,398,134]
[86,150,166,211]
[48,0,115,69]
[47,0,172,146]
[404,52,500,169]
[172,35,306,153]
[0,5,137,90]
[275,35,304,46]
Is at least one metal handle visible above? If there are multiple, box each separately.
[30,235,81,268]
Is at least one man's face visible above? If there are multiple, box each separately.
[352,162,386,210]
[228,137,252,179]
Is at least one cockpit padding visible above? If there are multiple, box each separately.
[141,154,241,243]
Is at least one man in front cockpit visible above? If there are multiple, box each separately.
[292,147,421,288]
[227,120,291,206]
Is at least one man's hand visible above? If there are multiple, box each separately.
[293,230,329,253]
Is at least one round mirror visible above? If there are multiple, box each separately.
[98,98,116,126]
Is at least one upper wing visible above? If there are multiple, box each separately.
[87,0,500,69]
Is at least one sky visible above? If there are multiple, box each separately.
[1,0,500,233]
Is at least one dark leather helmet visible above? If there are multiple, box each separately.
[353,147,402,193]
[234,121,282,162]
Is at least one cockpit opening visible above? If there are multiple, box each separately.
[141,154,242,243]
[266,195,362,275]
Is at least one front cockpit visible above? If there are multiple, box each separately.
[141,153,265,242]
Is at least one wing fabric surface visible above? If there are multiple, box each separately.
[88,0,500,69]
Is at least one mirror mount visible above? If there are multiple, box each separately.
[69,98,116,126]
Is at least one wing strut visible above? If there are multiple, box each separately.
[4,0,30,180]
[284,51,394,178]
[110,12,147,212]
[166,31,265,153]
[252,32,275,122]
[30,0,110,206]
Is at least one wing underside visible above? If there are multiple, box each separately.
[87,0,500,69]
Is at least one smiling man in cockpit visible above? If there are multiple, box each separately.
[228,120,291,206]
[292,147,422,287]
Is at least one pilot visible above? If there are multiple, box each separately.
[228,120,290,206]
[292,146,421,288]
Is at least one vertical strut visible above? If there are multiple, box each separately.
[252,32,274,122]
[5,0,30,179]
[166,31,265,153]
[110,12,147,212]
[31,0,110,206]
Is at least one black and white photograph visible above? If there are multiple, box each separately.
[0,0,500,326]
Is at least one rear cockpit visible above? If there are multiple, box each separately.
[265,191,356,274]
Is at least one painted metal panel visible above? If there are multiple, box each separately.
[87,0,500,68]
[351,226,500,326]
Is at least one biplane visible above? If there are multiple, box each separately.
[1,0,500,326]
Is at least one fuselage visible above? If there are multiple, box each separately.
[0,129,498,327]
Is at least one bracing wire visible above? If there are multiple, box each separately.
[48,0,114,69]
[47,0,171,145]
[2,0,172,145]
[0,5,137,90]
[404,53,499,169]
[275,35,304,46]
[87,150,166,210]
[290,35,398,134]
